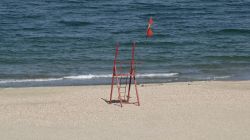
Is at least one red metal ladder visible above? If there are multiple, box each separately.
[109,42,140,107]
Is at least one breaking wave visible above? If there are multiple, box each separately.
[0,73,178,84]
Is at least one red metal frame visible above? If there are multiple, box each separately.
[109,42,140,107]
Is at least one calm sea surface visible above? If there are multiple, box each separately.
[1,0,250,87]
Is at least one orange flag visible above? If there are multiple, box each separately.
[147,17,153,37]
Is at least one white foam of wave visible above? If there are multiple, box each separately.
[0,73,179,84]
[205,76,231,80]
[0,78,63,84]
[64,74,112,79]
[137,73,178,78]
[65,73,178,79]
[213,76,231,79]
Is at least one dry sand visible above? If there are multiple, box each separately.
[0,81,250,140]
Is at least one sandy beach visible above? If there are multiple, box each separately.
[0,81,250,140]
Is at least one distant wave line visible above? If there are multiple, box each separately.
[0,73,179,84]
[209,29,250,35]
[0,78,64,84]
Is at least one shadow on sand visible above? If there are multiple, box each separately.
[101,98,139,107]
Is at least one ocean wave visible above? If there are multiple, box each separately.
[213,76,231,79]
[58,20,93,27]
[137,73,178,78]
[0,73,178,84]
[204,55,250,61]
[211,29,250,35]
[0,78,63,84]
[65,73,178,79]
[64,74,112,79]
[206,76,231,80]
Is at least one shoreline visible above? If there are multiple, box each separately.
[0,79,249,88]
[0,80,250,140]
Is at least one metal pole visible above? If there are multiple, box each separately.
[110,43,119,103]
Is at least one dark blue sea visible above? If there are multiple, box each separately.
[1,0,250,87]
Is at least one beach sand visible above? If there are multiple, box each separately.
[0,81,250,140]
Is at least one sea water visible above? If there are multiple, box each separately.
[0,0,250,87]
